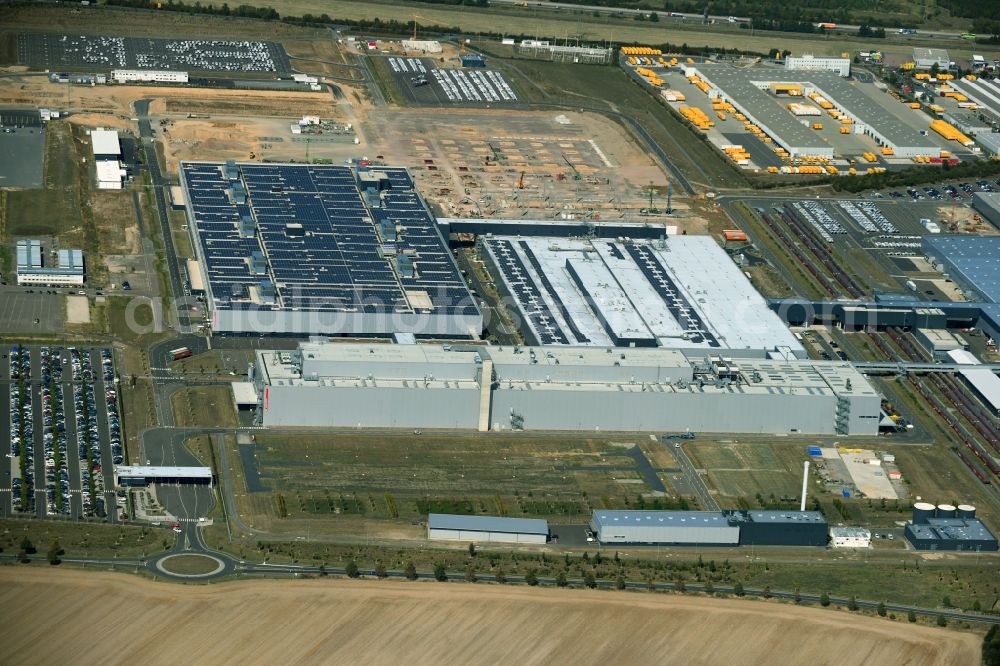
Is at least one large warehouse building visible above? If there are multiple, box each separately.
[923,235,1000,304]
[251,341,881,434]
[686,64,939,158]
[589,509,828,546]
[427,514,549,544]
[481,235,804,355]
[180,161,481,337]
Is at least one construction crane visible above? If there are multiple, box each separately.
[411,14,449,41]
[562,154,581,180]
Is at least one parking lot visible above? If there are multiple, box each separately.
[385,57,519,106]
[0,290,65,333]
[0,126,44,189]
[1,344,122,521]
[17,33,290,74]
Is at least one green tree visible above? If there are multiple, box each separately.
[615,575,626,590]
[907,610,917,623]
[434,563,448,582]
[793,587,802,603]
[848,595,859,611]
[404,561,418,580]
[762,586,771,599]
[877,601,887,617]
[47,539,63,566]
[374,562,388,578]
[468,542,476,557]
[525,569,539,586]
[494,566,506,584]
[20,537,35,555]
[942,595,952,608]
[734,582,745,597]
[820,592,831,607]
[936,615,947,627]
[704,580,714,595]
[583,571,597,589]
[982,624,1000,666]
[17,549,28,564]
[464,565,477,583]
[318,564,328,576]
[345,560,360,578]
[556,571,568,587]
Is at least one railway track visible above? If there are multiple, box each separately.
[867,328,1000,483]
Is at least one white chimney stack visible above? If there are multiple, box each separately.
[800,460,810,512]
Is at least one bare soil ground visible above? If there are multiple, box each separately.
[0,568,979,665]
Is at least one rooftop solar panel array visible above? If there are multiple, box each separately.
[181,162,474,318]
[624,244,720,347]
[485,239,569,345]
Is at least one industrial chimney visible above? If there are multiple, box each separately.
[800,460,810,512]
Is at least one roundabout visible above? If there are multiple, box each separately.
[155,553,228,578]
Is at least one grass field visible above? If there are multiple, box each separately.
[683,437,1000,531]
[5,122,82,239]
[0,518,166,558]
[170,386,238,428]
[231,432,686,532]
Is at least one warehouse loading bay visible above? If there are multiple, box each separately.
[637,63,965,174]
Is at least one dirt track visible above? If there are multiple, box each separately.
[0,568,979,665]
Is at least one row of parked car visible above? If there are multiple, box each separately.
[9,346,34,513]
[73,349,104,518]
[103,348,123,467]
[40,347,70,516]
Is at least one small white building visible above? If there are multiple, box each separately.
[427,513,549,544]
[401,40,442,53]
[830,526,871,548]
[95,160,125,190]
[784,54,851,77]
[112,69,189,84]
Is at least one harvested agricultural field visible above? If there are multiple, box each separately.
[0,568,980,665]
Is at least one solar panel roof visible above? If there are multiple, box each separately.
[181,162,475,317]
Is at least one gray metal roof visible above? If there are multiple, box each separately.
[427,513,549,534]
[909,518,997,542]
[116,466,212,478]
[830,526,871,537]
[749,510,826,524]
[591,510,730,528]
[923,235,1000,303]
[691,64,937,153]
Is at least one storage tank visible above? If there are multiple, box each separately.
[936,503,957,518]
[912,502,936,524]
[957,504,976,519]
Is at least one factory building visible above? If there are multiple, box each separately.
[480,235,804,355]
[784,54,851,77]
[427,514,548,544]
[15,240,84,286]
[90,129,125,189]
[972,192,1000,229]
[687,64,939,158]
[180,161,481,337]
[904,502,997,551]
[252,341,882,434]
[112,69,189,83]
[923,235,1000,303]
[914,328,967,359]
[829,526,871,548]
[589,510,828,546]
[115,466,212,487]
